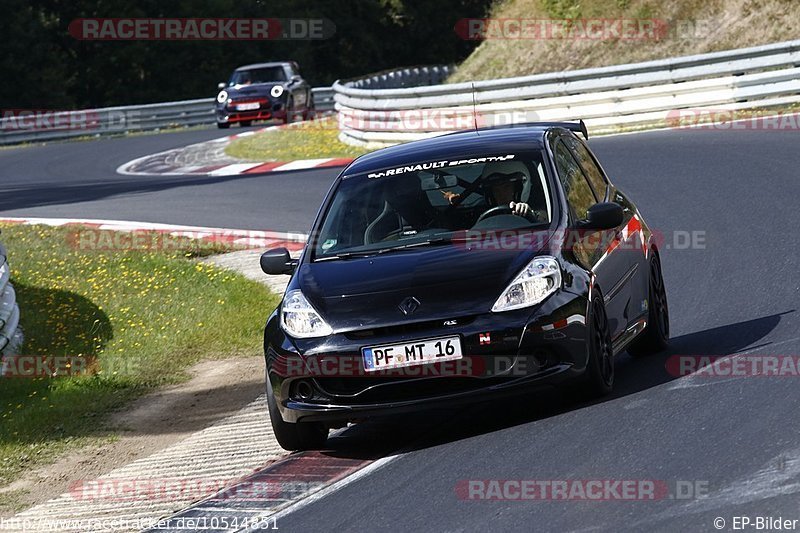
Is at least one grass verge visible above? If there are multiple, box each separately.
[0,490,28,515]
[0,224,279,497]
[450,0,800,83]
[225,117,371,161]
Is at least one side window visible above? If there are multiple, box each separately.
[554,140,597,221]
[564,136,608,200]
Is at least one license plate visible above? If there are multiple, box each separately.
[235,102,260,111]
[362,336,462,372]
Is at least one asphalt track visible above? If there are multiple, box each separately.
[2,126,799,532]
[0,126,336,233]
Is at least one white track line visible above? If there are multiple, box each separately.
[208,163,264,176]
[271,158,334,171]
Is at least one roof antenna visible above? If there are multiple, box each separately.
[471,82,478,132]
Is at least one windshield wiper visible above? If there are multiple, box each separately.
[314,251,373,262]
[375,236,456,254]
[314,235,463,262]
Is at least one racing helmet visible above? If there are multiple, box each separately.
[479,160,531,207]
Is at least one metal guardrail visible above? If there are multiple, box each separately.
[343,65,454,90]
[0,240,22,358]
[0,87,335,146]
[333,39,800,146]
[311,87,335,113]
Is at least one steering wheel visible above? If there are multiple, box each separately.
[476,205,539,224]
[476,205,512,223]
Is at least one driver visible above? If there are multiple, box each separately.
[441,160,533,218]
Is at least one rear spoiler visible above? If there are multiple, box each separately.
[473,120,589,139]
[544,120,589,139]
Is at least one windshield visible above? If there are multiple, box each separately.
[229,66,286,85]
[313,152,552,260]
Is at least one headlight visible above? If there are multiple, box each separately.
[270,85,285,98]
[280,289,333,338]
[492,256,562,312]
[216,90,228,104]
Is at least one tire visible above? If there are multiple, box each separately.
[627,252,669,357]
[303,102,316,121]
[239,120,253,127]
[216,122,230,129]
[267,380,328,451]
[581,294,615,398]
[283,98,295,124]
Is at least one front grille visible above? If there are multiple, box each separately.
[229,98,268,104]
[314,375,508,403]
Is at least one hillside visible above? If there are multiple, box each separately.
[449,0,799,82]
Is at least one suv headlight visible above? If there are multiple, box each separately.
[280,289,333,338]
[492,256,562,312]
[270,85,284,98]
[216,90,228,103]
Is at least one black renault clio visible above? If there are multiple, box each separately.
[260,122,669,450]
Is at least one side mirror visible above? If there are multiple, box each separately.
[290,75,302,83]
[581,202,624,230]
[260,247,297,275]
[217,82,226,90]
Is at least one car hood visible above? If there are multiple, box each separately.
[225,82,282,99]
[296,232,554,331]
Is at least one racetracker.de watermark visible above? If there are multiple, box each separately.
[455,18,717,40]
[336,109,575,132]
[455,479,708,500]
[1,110,97,132]
[666,109,800,131]
[0,355,140,378]
[1,109,140,133]
[455,18,669,40]
[274,354,499,378]
[666,355,800,378]
[66,228,306,252]
[68,18,335,40]
[338,109,482,132]
[450,228,706,253]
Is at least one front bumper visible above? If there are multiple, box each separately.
[265,290,591,424]
[216,100,285,124]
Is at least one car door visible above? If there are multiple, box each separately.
[552,137,629,342]
[564,135,650,333]
[284,63,309,108]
